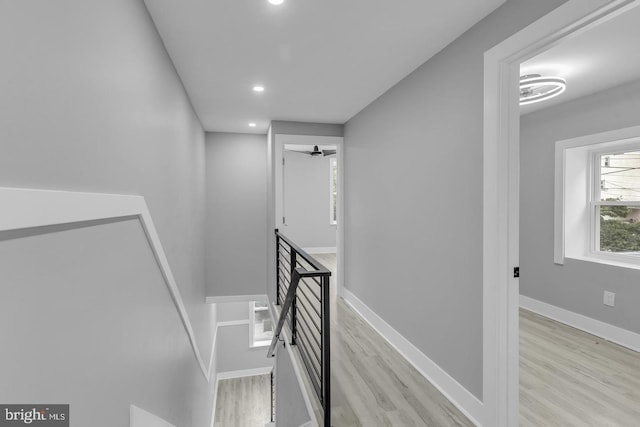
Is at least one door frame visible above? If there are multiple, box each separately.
[270,133,345,299]
[482,0,639,425]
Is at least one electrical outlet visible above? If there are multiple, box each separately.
[603,291,616,307]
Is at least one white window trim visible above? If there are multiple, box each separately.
[249,301,272,349]
[329,157,337,226]
[555,124,640,270]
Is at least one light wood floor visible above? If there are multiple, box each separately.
[214,374,270,427]
[314,253,473,426]
[520,308,640,426]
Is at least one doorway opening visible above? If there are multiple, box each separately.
[274,134,344,300]
[483,1,640,425]
[518,5,640,425]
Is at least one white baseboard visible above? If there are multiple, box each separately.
[520,295,640,353]
[206,294,267,304]
[342,289,483,426]
[302,247,336,254]
[217,366,273,381]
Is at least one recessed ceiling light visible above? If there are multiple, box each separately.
[253,85,265,93]
[268,0,284,5]
[519,74,566,106]
[249,123,257,127]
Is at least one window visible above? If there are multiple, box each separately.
[249,301,273,348]
[329,157,338,225]
[555,125,640,268]
[592,149,640,255]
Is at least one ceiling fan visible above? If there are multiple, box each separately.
[288,145,336,157]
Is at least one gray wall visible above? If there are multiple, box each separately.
[520,78,640,334]
[0,220,214,427]
[275,343,311,427]
[217,301,250,322]
[0,1,214,425]
[216,324,274,373]
[343,0,566,399]
[215,301,273,373]
[283,151,337,249]
[271,121,344,137]
[206,132,268,297]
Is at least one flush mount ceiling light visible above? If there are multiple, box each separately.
[248,122,257,127]
[268,0,284,4]
[519,74,566,106]
[252,85,265,93]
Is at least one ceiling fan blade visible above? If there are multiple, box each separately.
[323,150,337,156]
[284,149,312,155]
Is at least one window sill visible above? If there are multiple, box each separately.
[566,254,640,271]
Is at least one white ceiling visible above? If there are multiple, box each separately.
[520,5,640,115]
[144,0,505,133]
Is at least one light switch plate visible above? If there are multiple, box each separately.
[604,291,616,307]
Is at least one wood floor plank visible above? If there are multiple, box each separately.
[520,308,640,426]
[214,374,270,427]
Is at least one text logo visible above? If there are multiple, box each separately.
[0,405,68,426]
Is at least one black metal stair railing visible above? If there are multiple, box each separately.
[268,229,331,427]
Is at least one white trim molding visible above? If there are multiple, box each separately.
[483,1,639,425]
[520,295,640,353]
[217,366,273,381]
[342,289,483,426]
[206,294,268,304]
[0,187,211,379]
